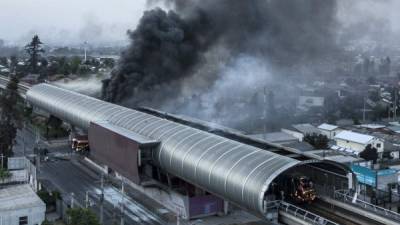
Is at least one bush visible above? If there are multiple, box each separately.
[67,208,100,225]
[0,168,11,180]
[41,220,53,225]
[37,190,61,206]
[359,144,378,163]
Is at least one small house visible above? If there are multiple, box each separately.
[334,131,384,156]
[0,184,45,225]
[318,123,343,139]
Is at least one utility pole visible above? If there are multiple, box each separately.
[263,87,267,139]
[71,192,75,208]
[0,154,4,169]
[84,41,88,63]
[100,173,104,224]
[363,97,366,122]
[85,191,89,208]
[120,179,125,225]
[22,121,26,157]
[394,90,398,121]
[34,126,40,149]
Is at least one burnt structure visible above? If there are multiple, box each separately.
[89,121,159,184]
[26,83,352,218]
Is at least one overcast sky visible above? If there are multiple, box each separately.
[0,0,147,46]
[1,0,400,47]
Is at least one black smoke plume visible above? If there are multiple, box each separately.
[103,0,339,130]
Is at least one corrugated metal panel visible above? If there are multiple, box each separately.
[26,84,301,215]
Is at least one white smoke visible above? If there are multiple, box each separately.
[52,74,104,97]
[161,55,276,127]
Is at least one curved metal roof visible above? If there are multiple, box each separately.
[27,84,304,215]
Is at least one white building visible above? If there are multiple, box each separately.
[281,123,320,141]
[318,123,343,139]
[297,96,325,111]
[334,131,384,155]
[0,185,45,225]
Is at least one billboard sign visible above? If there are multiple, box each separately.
[351,165,376,187]
[352,165,399,189]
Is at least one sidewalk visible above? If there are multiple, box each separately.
[76,156,175,224]
[77,157,266,225]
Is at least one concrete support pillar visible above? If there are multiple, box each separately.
[223,200,229,215]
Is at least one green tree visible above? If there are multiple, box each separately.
[77,65,91,75]
[67,208,100,225]
[102,58,115,68]
[57,57,71,75]
[0,76,23,158]
[353,117,361,125]
[10,55,18,74]
[46,115,64,138]
[38,190,61,207]
[41,220,53,225]
[70,56,82,74]
[359,144,378,163]
[25,35,45,74]
[0,167,11,180]
[304,133,329,149]
[371,105,387,121]
[0,57,7,66]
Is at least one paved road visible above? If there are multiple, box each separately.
[39,159,166,225]
[13,123,167,225]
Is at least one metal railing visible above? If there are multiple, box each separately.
[279,201,339,225]
[334,189,400,222]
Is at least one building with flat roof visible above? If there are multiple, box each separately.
[334,131,384,156]
[0,184,45,225]
[318,123,343,139]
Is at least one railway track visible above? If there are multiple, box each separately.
[302,198,384,225]
[0,75,31,95]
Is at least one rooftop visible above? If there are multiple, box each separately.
[282,141,315,152]
[359,124,386,129]
[292,123,321,135]
[0,184,45,211]
[318,123,339,131]
[387,126,400,134]
[94,121,160,147]
[334,131,375,145]
[248,132,298,144]
[324,154,361,163]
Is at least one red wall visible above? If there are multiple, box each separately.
[89,122,140,184]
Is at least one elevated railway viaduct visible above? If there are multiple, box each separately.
[25,83,354,218]
[0,76,357,222]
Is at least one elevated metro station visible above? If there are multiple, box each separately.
[26,83,354,221]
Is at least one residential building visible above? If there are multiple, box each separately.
[282,123,320,141]
[297,96,324,111]
[334,131,384,156]
[0,184,45,225]
[318,123,343,139]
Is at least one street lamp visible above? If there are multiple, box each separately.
[0,153,4,169]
